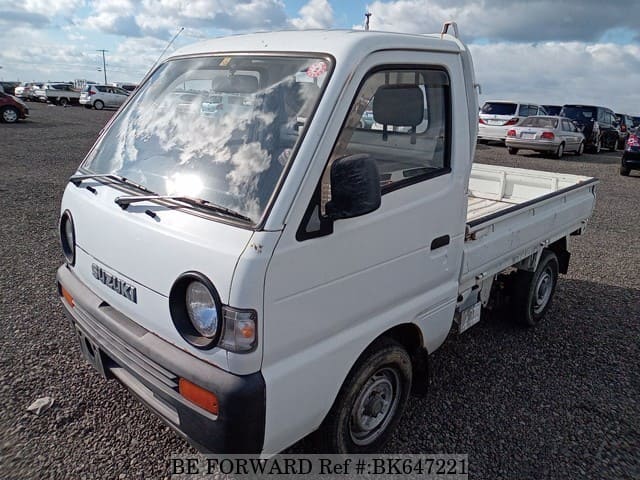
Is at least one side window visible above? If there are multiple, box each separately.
[298,66,450,240]
[326,67,449,194]
[562,120,572,131]
[518,105,529,116]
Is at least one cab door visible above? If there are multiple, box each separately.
[260,51,472,453]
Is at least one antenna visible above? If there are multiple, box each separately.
[364,12,372,31]
[151,27,185,71]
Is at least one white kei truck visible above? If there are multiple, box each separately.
[56,25,598,455]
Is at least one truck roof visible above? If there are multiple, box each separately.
[169,29,464,61]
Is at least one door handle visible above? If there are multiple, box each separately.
[431,234,450,250]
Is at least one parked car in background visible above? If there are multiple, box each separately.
[0,91,29,123]
[620,130,640,176]
[505,116,585,158]
[26,84,44,102]
[615,113,635,148]
[478,101,546,142]
[632,116,640,130]
[34,83,80,105]
[0,81,21,95]
[112,82,138,92]
[80,84,130,110]
[14,82,40,100]
[560,105,619,153]
[542,105,562,116]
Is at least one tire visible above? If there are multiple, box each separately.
[58,97,69,106]
[620,166,630,176]
[507,147,519,155]
[575,141,584,156]
[554,142,564,159]
[1,106,19,123]
[312,337,412,453]
[512,250,559,327]
[94,100,104,110]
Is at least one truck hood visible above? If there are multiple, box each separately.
[60,181,254,368]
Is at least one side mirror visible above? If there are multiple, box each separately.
[326,154,381,220]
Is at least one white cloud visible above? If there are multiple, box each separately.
[290,0,334,30]
[471,42,640,113]
[366,0,640,43]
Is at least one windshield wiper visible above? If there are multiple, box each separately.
[114,194,253,223]
[69,173,156,194]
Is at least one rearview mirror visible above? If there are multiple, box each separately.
[326,154,381,220]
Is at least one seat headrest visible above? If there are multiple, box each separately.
[214,75,259,94]
[373,85,424,127]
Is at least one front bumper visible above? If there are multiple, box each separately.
[56,265,265,453]
[622,149,640,170]
[505,138,558,152]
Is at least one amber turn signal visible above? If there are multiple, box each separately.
[60,284,75,307]
[178,378,219,415]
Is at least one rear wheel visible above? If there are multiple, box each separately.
[575,141,584,156]
[554,143,564,159]
[312,337,412,453]
[58,97,69,106]
[512,250,559,327]
[1,106,19,123]
[507,147,519,155]
[94,100,104,110]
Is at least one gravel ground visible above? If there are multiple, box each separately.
[1,103,638,479]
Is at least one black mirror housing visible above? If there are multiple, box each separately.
[326,154,381,220]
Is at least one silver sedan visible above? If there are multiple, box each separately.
[505,116,585,158]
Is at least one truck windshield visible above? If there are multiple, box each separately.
[82,54,331,223]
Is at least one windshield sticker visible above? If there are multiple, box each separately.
[306,61,327,78]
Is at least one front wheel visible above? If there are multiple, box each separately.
[312,337,412,453]
[507,146,519,155]
[512,250,559,327]
[1,106,19,123]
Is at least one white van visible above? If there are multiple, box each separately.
[478,100,547,142]
[57,27,597,454]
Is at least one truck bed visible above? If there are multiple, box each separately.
[460,163,598,290]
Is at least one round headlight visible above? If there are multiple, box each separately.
[59,210,75,265]
[186,281,219,338]
[169,272,222,349]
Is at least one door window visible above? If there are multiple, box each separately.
[298,66,451,239]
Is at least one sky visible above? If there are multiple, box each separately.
[0,0,639,113]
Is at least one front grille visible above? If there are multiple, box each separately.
[73,304,179,390]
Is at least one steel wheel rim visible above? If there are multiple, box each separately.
[349,367,401,446]
[533,266,554,314]
[3,109,17,122]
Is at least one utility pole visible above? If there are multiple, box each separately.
[97,49,108,84]
[365,12,372,31]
